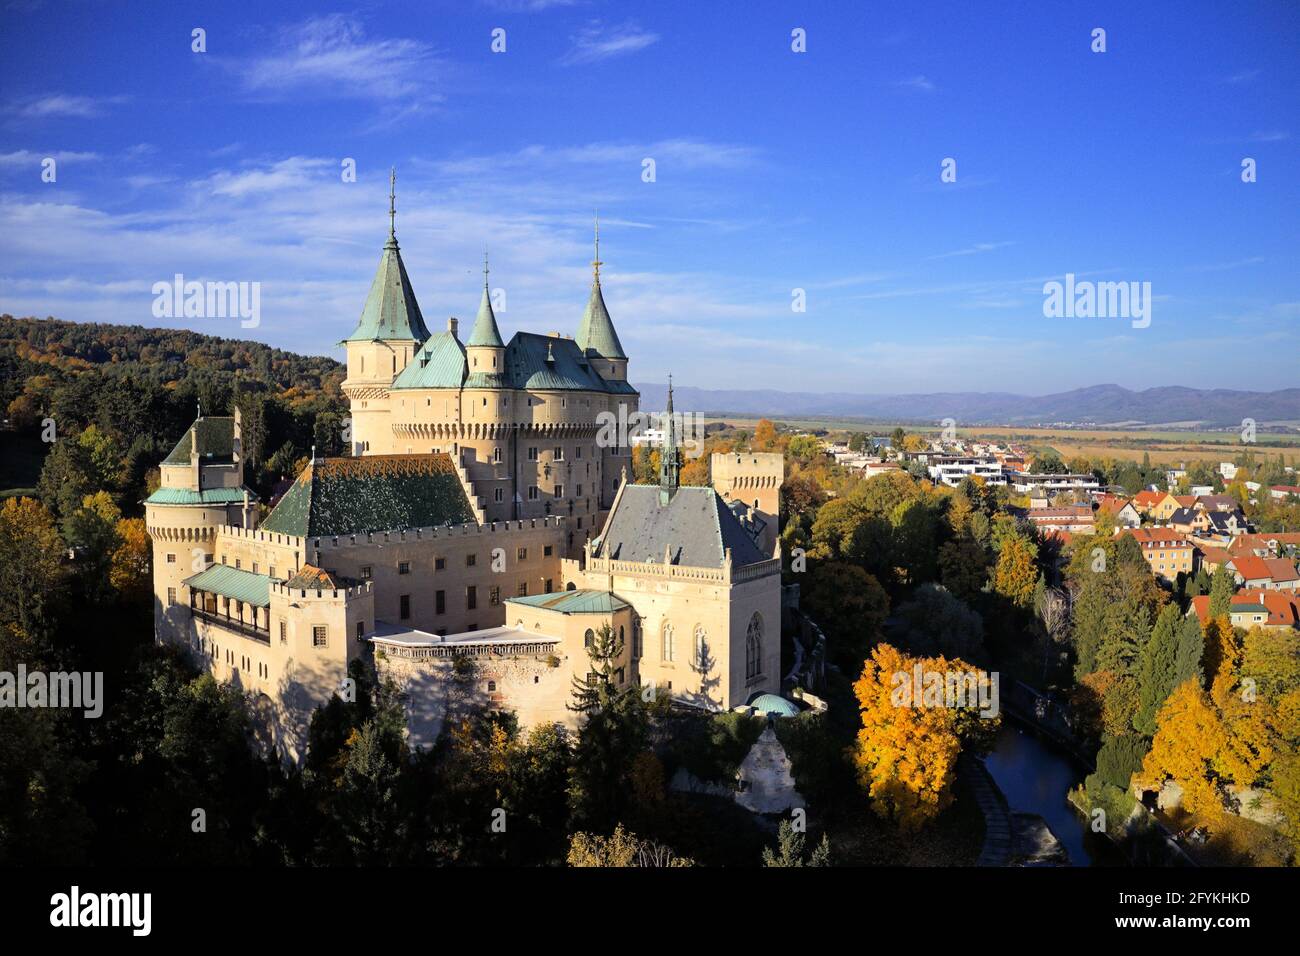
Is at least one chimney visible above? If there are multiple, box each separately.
[447,316,459,337]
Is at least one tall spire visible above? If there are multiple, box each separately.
[576,213,626,361]
[340,167,430,344]
[659,374,680,500]
[387,167,397,243]
[468,250,505,348]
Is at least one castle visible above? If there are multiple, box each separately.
[145,179,784,760]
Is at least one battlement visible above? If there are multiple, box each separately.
[271,579,374,601]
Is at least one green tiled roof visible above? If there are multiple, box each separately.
[504,332,615,391]
[162,417,235,465]
[145,486,253,506]
[184,564,272,607]
[575,278,626,360]
[467,285,505,347]
[507,590,631,615]
[391,332,467,389]
[260,454,476,537]
[342,238,432,343]
[392,329,637,395]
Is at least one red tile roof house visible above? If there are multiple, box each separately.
[1189,591,1300,631]
[1226,555,1300,592]
[1226,532,1300,559]
[1195,494,1242,513]
[1126,528,1194,582]
[1271,485,1300,501]
[1095,494,1141,528]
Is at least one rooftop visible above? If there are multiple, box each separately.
[507,590,631,615]
[369,620,557,648]
[593,483,768,568]
[260,453,475,538]
[183,563,272,607]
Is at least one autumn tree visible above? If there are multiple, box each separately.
[1137,678,1226,819]
[993,534,1038,608]
[109,517,152,602]
[0,497,65,661]
[852,643,998,831]
[566,824,693,867]
[801,562,889,674]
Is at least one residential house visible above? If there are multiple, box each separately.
[1126,528,1194,583]
[1189,590,1300,631]
[1226,555,1300,592]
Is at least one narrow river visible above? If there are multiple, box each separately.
[983,721,1126,866]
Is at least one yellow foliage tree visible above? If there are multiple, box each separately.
[993,535,1038,608]
[566,824,693,867]
[852,642,996,831]
[1201,616,1240,688]
[1138,678,1227,819]
[109,517,151,601]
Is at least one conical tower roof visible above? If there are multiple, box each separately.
[575,215,626,360]
[342,170,431,343]
[467,253,505,347]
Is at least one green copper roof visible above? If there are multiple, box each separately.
[747,693,800,718]
[575,278,626,360]
[343,238,432,343]
[391,329,637,395]
[467,285,505,348]
[391,332,467,389]
[162,417,235,465]
[183,563,272,607]
[145,486,253,506]
[507,590,631,614]
[260,454,475,537]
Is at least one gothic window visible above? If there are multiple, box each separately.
[632,618,642,658]
[746,613,764,680]
[694,625,707,669]
[661,621,675,662]
[584,628,595,648]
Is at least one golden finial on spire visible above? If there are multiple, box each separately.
[388,167,396,239]
[592,209,602,281]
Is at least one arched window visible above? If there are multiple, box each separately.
[746,613,764,680]
[661,621,675,662]
[694,625,707,669]
[632,618,642,659]
[566,581,576,591]
[487,680,497,693]
[584,628,595,648]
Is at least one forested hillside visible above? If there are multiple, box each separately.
[0,315,349,509]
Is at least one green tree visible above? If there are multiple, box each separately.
[1208,566,1236,618]
[1134,604,1198,736]
[762,819,831,867]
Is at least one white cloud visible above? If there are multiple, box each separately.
[224,15,440,107]
[560,21,660,65]
[894,75,936,92]
[12,93,123,119]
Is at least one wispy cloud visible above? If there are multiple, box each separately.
[223,15,440,109]
[0,148,101,168]
[11,93,123,118]
[893,75,936,93]
[927,241,1016,260]
[1223,68,1261,84]
[560,21,659,65]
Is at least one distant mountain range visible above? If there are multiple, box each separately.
[632,383,1300,429]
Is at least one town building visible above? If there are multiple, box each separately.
[1126,528,1194,583]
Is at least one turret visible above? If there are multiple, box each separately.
[575,215,627,382]
[340,169,429,454]
[466,252,506,377]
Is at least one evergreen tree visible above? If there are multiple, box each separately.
[1208,566,1235,618]
[567,624,648,829]
[1135,604,1187,736]
[762,819,831,867]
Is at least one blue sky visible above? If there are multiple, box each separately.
[1,0,1297,394]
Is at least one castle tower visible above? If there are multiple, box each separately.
[575,216,636,512]
[576,214,627,383]
[466,252,506,379]
[144,410,258,644]
[340,169,431,455]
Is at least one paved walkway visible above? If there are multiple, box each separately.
[961,753,1012,866]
